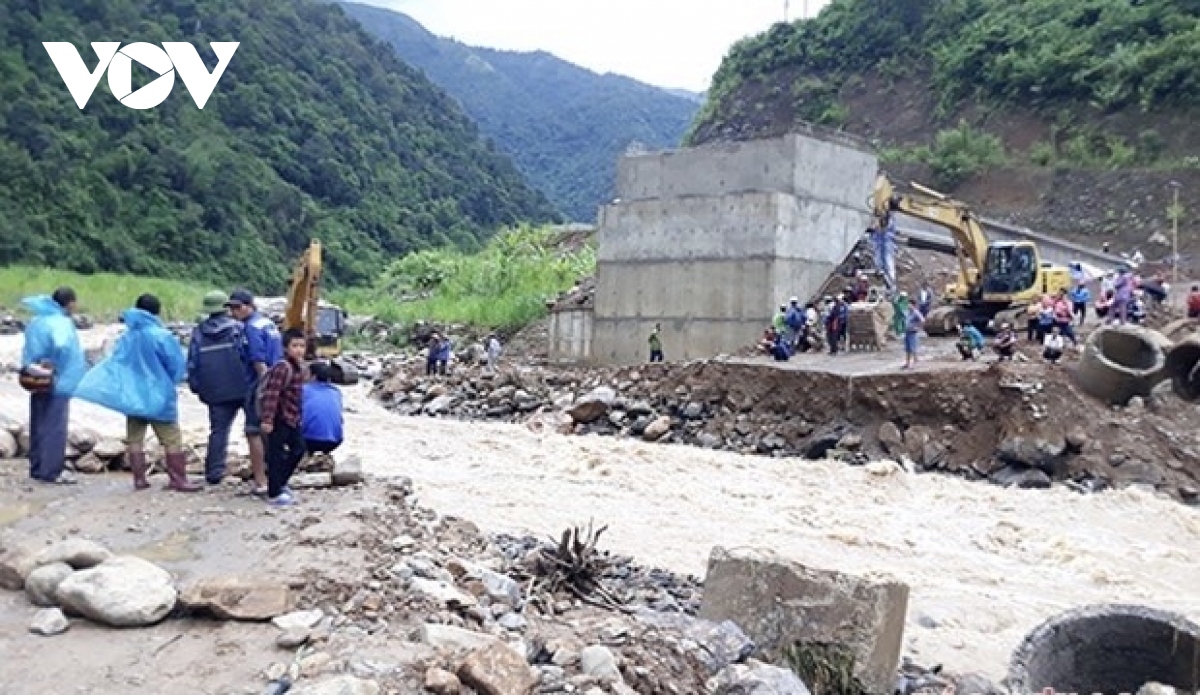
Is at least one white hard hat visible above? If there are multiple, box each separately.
[789,296,798,303]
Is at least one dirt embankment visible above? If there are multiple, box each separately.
[690,67,1200,270]
[372,344,1200,504]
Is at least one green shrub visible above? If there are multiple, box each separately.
[333,224,596,332]
[920,121,1007,187]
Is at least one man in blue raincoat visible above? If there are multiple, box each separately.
[20,287,86,485]
[74,294,201,492]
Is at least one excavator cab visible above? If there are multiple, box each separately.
[313,305,345,356]
[981,243,1039,296]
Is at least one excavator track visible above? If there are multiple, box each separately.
[923,306,961,337]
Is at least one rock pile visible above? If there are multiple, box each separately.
[372,358,1200,502]
[0,538,178,634]
[202,478,997,695]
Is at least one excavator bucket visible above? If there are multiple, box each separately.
[845,299,894,351]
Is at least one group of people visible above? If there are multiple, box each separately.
[18,287,344,507]
[423,331,504,375]
[955,320,1066,364]
[760,281,931,368]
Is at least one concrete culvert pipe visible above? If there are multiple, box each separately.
[1073,326,1170,405]
[1164,335,1200,401]
[1007,604,1200,695]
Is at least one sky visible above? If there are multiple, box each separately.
[354,0,833,92]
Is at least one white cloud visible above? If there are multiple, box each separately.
[350,0,833,91]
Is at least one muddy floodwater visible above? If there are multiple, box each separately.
[2,328,1199,680]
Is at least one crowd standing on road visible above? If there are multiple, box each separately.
[745,252,1183,371]
[16,287,345,508]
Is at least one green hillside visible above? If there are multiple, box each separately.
[339,2,700,222]
[691,0,1200,153]
[0,0,559,291]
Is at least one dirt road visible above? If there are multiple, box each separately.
[2,328,1199,687]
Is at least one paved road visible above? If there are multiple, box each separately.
[730,335,989,377]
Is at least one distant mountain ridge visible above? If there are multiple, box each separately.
[339,2,701,222]
[0,0,558,287]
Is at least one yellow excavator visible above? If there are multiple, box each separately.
[283,240,359,385]
[870,174,1073,336]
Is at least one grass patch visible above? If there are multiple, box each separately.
[0,266,217,321]
[781,642,866,695]
[332,224,596,333]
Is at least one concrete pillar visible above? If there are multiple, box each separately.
[592,133,878,365]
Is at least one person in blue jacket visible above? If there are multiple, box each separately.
[20,287,86,485]
[75,294,201,492]
[302,361,344,454]
[1070,281,1092,326]
[225,289,282,497]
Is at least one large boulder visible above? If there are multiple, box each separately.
[567,386,616,424]
[25,562,75,607]
[699,547,908,695]
[35,538,113,569]
[178,576,294,620]
[55,556,177,627]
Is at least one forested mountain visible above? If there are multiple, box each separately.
[0,0,559,289]
[687,0,1200,255]
[339,2,701,222]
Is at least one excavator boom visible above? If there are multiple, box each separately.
[282,240,358,385]
[283,240,323,346]
[871,174,989,296]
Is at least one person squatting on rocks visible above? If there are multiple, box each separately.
[75,294,200,492]
[225,290,283,496]
[302,360,344,455]
[956,322,985,360]
[1043,325,1066,365]
[19,287,86,485]
[993,322,1018,361]
[187,291,249,485]
[258,329,309,507]
[647,323,663,363]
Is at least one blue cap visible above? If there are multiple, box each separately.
[226,289,254,307]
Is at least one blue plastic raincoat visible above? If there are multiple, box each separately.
[74,308,187,422]
[20,295,87,397]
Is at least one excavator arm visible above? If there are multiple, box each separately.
[283,239,323,352]
[871,173,991,298]
[280,239,358,385]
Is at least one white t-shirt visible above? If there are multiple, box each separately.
[1043,333,1065,351]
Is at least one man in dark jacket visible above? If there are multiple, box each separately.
[187,291,249,484]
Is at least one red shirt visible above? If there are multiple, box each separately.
[259,358,306,429]
[1188,291,1200,314]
